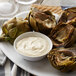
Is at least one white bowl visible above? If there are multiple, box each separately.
[14,32,53,61]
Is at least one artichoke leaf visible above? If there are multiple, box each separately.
[2,26,8,35]
[7,23,14,30]
[30,15,39,31]
[9,27,17,38]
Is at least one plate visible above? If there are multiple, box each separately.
[0,11,76,76]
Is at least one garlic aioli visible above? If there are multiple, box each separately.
[16,37,50,57]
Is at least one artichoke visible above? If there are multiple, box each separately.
[58,7,76,24]
[49,23,76,47]
[0,17,31,44]
[47,45,76,72]
[28,9,56,35]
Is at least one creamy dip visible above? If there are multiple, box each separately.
[16,37,50,57]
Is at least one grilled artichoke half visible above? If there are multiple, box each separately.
[47,45,76,72]
[58,7,76,24]
[28,10,56,35]
[0,17,31,44]
[49,23,76,47]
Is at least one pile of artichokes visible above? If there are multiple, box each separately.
[48,7,76,72]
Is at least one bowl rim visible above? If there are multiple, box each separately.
[14,32,53,58]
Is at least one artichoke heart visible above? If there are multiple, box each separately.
[28,10,56,35]
[0,17,31,44]
[47,45,76,72]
